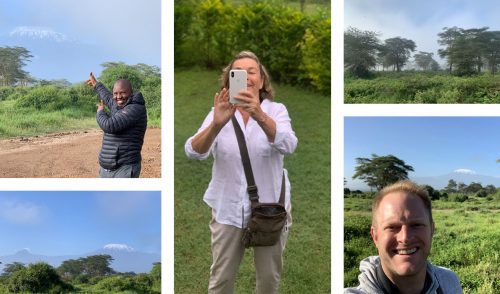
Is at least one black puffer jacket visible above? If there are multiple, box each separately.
[95,82,147,170]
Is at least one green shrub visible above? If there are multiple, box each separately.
[300,13,330,93]
[99,64,144,90]
[175,0,330,93]
[7,262,72,293]
[15,85,70,110]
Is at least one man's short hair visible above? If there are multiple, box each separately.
[114,79,133,93]
[371,180,433,226]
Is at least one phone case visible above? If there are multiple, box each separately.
[229,70,247,104]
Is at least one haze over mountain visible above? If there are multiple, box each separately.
[0,244,160,274]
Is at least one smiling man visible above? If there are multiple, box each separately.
[345,181,462,294]
[86,72,147,178]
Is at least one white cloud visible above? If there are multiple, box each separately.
[0,200,43,225]
[454,168,477,174]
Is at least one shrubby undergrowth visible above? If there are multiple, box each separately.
[345,72,500,103]
[175,0,330,94]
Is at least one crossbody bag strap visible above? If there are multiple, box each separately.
[231,115,286,206]
[231,115,259,204]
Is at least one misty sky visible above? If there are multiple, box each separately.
[345,0,500,66]
[345,117,500,187]
[0,191,161,256]
[0,0,160,83]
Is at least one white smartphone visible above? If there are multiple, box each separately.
[229,69,247,104]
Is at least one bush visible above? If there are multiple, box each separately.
[7,262,72,293]
[300,13,330,93]
[99,64,144,91]
[15,85,70,110]
[175,0,330,93]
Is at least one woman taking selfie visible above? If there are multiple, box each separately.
[185,51,298,294]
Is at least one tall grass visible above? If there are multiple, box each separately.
[0,100,97,138]
[345,197,500,293]
[174,69,330,293]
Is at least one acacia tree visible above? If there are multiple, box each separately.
[353,154,414,191]
[0,46,33,86]
[381,37,416,72]
[414,51,439,71]
[438,26,462,73]
[344,27,381,77]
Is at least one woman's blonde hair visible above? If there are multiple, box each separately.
[219,51,274,102]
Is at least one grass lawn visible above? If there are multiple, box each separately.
[345,196,500,293]
[174,69,331,293]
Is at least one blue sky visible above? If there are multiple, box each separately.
[0,191,161,256]
[345,0,500,66]
[345,117,500,188]
[0,0,160,83]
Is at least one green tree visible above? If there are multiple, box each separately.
[80,255,115,277]
[150,262,161,292]
[381,37,416,72]
[57,259,83,279]
[464,182,483,194]
[344,27,381,77]
[422,185,440,200]
[444,179,458,193]
[0,46,33,86]
[414,51,439,71]
[352,154,414,191]
[99,63,144,90]
[483,30,500,75]
[438,26,462,73]
[7,262,72,293]
[1,262,25,277]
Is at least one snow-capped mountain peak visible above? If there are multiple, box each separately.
[103,244,135,252]
[9,26,70,43]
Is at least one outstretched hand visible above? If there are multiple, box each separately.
[86,72,97,88]
[212,88,235,128]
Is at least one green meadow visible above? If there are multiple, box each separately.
[345,196,500,293]
[174,69,331,293]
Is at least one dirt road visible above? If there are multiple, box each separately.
[0,128,161,178]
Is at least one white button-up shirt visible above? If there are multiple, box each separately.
[185,99,298,228]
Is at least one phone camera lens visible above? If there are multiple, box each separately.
[231,72,234,78]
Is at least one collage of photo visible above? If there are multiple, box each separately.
[0,0,499,293]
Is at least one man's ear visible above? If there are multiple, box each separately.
[430,221,435,237]
[370,225,378,246]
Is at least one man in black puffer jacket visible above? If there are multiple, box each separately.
[86,72,147,177]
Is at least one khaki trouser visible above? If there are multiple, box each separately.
[208,211,291,294]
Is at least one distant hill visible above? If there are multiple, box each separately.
[0,245,160,274]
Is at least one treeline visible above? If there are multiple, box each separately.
[0,255,161,293]
[345,154,500,202]
[345,26,500,77]
[175,0,330,93]
[346,180,500,203]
